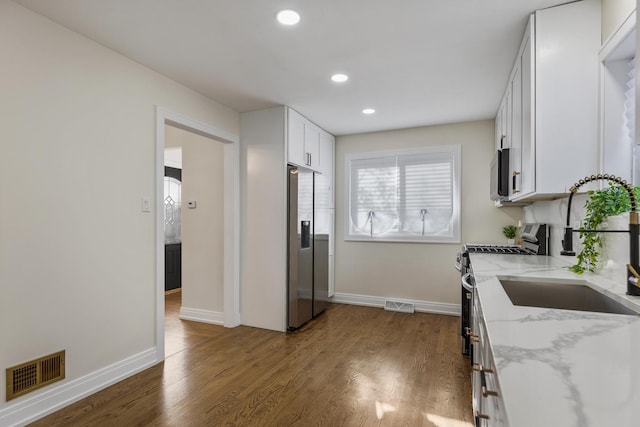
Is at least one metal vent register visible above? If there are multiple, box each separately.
[6,350,65,400]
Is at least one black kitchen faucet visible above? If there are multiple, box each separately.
[560,174,640,296]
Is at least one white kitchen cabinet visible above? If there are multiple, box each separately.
[472,288,509,426]
[288,108,334,176]
[495,89,510,151]
[240,106,335,331]
[319,131,335,197]
[496,0,600,201]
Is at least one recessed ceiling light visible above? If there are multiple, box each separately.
[362,108,376,115]
[331,73,349,83]
[276,10,300,26]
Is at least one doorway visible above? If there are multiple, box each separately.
[155,107,240,363]
[163,164,182,293]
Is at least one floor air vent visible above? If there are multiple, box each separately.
[384,300,415,313]
[6,350,65,401]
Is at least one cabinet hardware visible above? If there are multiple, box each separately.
[472,363,494,373]
[470,335,480,343]
[512,170,521,193]
[482,386,499,397]
[475,412,490,420]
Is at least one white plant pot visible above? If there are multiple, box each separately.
[599,213,629,284]
[507,238,515,245]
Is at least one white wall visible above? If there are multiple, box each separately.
[164,147,182,169]
[335,120,522,307]
[165,125,225,315]
[239,107,288,331]
[602,0,635,42]
[0,0,238,418]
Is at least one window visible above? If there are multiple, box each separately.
[345,145,461,243]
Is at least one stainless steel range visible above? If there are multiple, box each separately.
[455,223,549,358]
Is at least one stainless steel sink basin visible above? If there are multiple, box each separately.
[498,279,638,315]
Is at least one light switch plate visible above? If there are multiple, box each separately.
[142,196,152,213]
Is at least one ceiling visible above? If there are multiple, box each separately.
[15,0,572,135]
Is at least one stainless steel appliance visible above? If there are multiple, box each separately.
[455,223,549,356]
[287,165,329,330]
[490,148,509,201]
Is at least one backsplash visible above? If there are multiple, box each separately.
[524,195,629,284]
[522,195,588,258]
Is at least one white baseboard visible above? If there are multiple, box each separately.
[331,292,460,316]
[179,307,225,325]
[0,348,158,427]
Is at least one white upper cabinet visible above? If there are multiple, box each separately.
[319,130,335,196]
[288,109,307,167]
[497,0,601,201]
[287,108,333,176]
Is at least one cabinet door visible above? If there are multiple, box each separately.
[496,97,506,150]
[520,29,535,197]
[304,122,321,169]
[534,0,599,194]
[288,109,307,168]
[319,131,335,190]
[510,56,523,198]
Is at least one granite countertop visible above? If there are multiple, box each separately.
[470,253,640,427]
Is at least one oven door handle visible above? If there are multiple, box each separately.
[461,273,475,292]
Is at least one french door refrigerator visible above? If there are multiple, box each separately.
[287,165,329,330]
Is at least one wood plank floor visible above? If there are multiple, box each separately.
[30,293,473,426]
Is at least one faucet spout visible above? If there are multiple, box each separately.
[561,174,640,296]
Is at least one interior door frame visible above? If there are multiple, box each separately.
[155,106,241,362]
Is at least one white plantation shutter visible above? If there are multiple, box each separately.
[625,58,635,145]
[350,156,397,235]
[346,145,460,243]
[399,152,454,235]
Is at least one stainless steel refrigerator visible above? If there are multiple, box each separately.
[287,165,329,330]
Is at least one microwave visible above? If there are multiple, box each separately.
[490,148,509,201]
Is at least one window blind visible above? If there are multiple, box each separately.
[346,146,460,242]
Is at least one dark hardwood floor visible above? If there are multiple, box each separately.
[29,292,473,426]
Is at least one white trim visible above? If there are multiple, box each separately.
[155,106,241,364]
[331,292,460,316]
[0,348,156,427]
[179,307,225,325]
[597,9,636,181]
[599,8,636,61]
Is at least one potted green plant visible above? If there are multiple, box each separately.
[571,183,640,274]
[502,225,517,245]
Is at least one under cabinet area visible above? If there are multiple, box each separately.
[496,0,600,201]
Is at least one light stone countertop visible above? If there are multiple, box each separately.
[469,253,640,427]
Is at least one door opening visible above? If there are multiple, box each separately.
[155,107,240,363]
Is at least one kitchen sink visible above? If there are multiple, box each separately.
[498,278,638,315]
